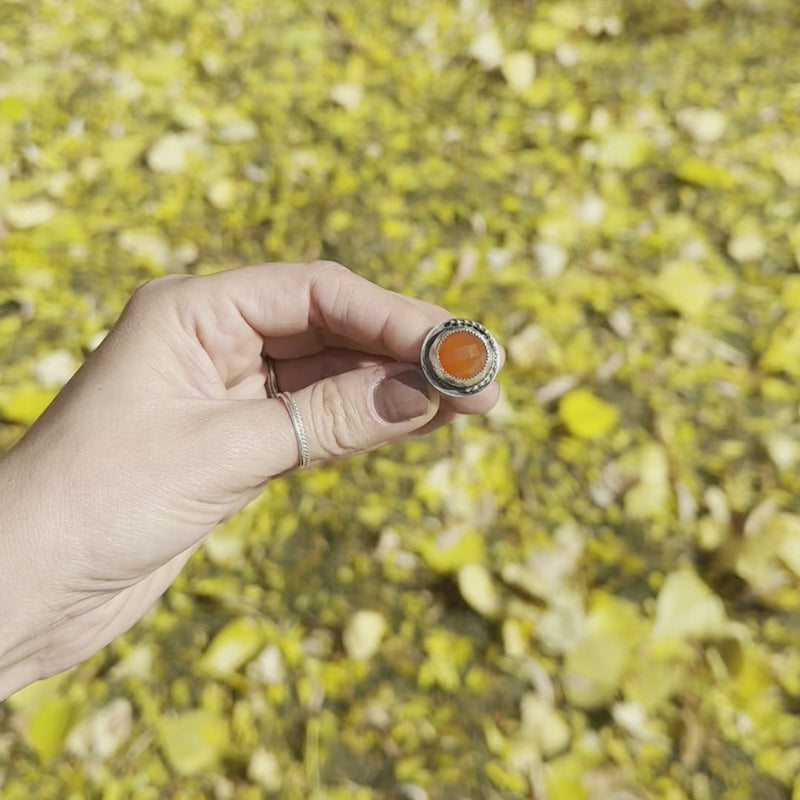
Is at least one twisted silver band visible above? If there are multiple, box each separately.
[265,357,280,398]
[277,391,310,470]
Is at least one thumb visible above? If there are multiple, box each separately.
[234,364,440,479]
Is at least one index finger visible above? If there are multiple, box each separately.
[205,260,451,363]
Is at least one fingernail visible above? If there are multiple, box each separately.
[374,369,433,423]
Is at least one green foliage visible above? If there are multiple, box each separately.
[3,0,800,797]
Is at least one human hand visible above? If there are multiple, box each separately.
[0,261,500,697]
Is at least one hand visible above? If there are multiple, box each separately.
[0,261,500,698]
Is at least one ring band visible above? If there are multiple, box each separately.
[277,391,310,470]
[265,357,280,398]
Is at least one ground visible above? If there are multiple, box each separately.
[1,0,800,798]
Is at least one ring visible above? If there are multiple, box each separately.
[277,391,311,469]
[265,356,280,398]
[419,318,500,397]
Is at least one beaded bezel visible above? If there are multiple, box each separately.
[419,318,500,397]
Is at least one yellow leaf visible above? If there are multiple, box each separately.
[501,51,536,93]
[484,760,529,795]
[773,152,800,187]
[343,610,387,661]
[675,107,727,143]
[25,695,75,763]
[469,30,505,69]
[517,693,570,758]
[159,710,229,776]
[206,178,239,210]
[652,260,716,318]
[761,312,800,377]
[198,617,265,678]
[329,82,364,110]
[147,132,205,173]
[563,594,646,708]
[117,228,171,269]
[622,443,671,520]
[736,512,800,602]
[213,108,258,142]
[545,753,590,800]
[4,199,56,229]
[778,532,800,579]
[559,388,619,439]
[675,156,736,188]
[0,386,57,425]
[727,230,766,263]
[458,563,501,617]
[418,527,485,572]
[781,276,800,310]
[419,630,473,692]
[651,570,747,641]
[248,748,283,792]
[0,95,28,122]
[592,130,652,170]
[99,136,145,172]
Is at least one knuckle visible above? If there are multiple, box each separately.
[308,260,353,299]
[129,274,190,308]
[307,260,358,327]
[310,259,349,274]
[308,381,362,459]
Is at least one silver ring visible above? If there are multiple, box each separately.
[277,391,310,469]
[265,357,280,398]
[419,318,500,397]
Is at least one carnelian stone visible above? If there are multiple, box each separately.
[436,330,488,379]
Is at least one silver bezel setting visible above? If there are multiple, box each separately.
[419,318,500,397]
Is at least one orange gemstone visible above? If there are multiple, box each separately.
[436,330,488,380]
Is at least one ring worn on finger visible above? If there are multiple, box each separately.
[277,391,311,470]
[265,356,280,398]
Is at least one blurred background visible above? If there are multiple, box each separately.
[2,0,800,797]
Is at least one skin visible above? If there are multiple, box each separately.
[0,261,500,699]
